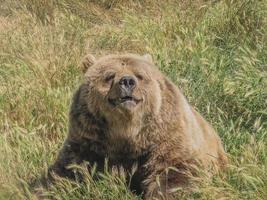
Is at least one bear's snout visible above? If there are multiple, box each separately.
[119,76,137,92]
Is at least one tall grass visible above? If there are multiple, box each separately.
[0,0,266,199]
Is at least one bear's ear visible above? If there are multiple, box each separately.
[81,54,96,73]
[142,54,153,63]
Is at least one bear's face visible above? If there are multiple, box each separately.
[83,54,162,119]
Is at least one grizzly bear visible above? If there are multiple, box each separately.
[48,53,228,199]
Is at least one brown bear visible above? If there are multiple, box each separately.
[49,53,228,199]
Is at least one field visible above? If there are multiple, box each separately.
[0,0,266,199]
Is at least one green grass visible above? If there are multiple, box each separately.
[0,0,266,199]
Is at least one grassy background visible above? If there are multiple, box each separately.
[0,0,266,199]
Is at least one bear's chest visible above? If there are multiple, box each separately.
[80,135,145,171]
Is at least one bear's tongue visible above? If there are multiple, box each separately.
[108,96,137,106]
[120,96,134,103]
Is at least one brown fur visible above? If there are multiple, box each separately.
[49,53,228,199]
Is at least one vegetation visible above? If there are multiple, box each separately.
[0,0,266,199]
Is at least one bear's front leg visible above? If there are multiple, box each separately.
[142,168,190,200]
[140,150,194,200]
[48,135,106,183]
[143,167,194,200]
[48,137,84,182]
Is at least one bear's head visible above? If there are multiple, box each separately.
[82,54,162,121]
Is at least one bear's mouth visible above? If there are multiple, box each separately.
[108,96,142,107]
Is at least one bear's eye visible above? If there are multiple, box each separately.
[104,74,115,83]
[136,74,143,80]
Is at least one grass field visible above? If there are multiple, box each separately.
[0,0,266,199]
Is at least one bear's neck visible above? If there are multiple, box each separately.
[103,111,150,158]
[106,112,142,139]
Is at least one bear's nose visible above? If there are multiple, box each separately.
[119,76,136,90]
